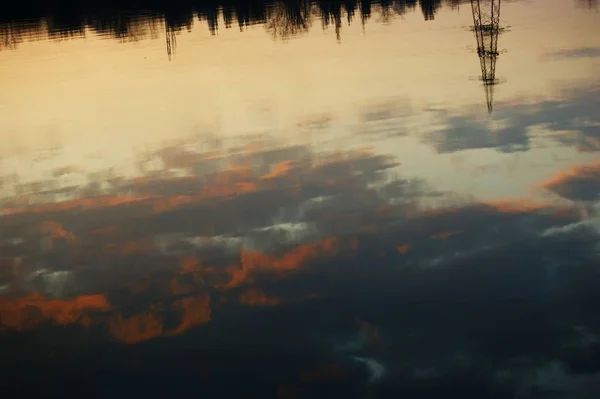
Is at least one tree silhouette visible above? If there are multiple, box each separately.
[1,0,466,51]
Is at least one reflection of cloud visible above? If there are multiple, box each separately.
[518,361,600,398]
[40,221,76,242]
[165,293,212,336]
[0,134,597,375]
[31,270,77,297]
[1,194,152,217]
[108,292,211,343]
[52,166,84,177]
[301,363,346,383]
[423,87,600,153]
[3,143,398,337]
[226,237,341,287]
[431,230,461,240]
[542,208,600,238]
[396,244,410,254]
[544,47,600,60]
[0,287,210,343]
[542,161,600,202]
[1,135,600,399]
[297,113,334,131]
[0,293,110,331]
[352,357,386,382]
[357,99,412,138]
[276,361,366,398]
[356,317,381,346]
[238,288,281,306]
[108,307,165,344]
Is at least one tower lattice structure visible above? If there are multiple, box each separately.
[470,0,502,113]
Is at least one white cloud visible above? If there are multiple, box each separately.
[517,360,600,398]
[353,357,386,383]
[542,202,600,238]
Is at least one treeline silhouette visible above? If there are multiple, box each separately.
[1,0,468,50]
[578,0,598,9]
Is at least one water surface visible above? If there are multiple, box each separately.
[1,0,600,398]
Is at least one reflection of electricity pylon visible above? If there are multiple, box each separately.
[470,0,503,113]
[166,23,177,61]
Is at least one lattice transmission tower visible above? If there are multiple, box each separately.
[470,0,503,113]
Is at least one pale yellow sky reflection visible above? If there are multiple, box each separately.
[0,0,598,201]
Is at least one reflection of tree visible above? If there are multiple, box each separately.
[0,22,26,50]
[421,0,442,20]
[88,13,160,41]
[319,0,344,41]
[265,1,313,40]
[0,0,465,51]
[577,0,598,10]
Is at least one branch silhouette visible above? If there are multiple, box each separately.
[1,0,469,50]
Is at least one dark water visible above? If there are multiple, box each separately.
[1,0,600,397]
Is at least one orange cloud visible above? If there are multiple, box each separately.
[431,231,462,240]
[487,200,554,213]
[150,179,260,213]
[0,284,210,344]
[541,161,600,201]
[40,221,77,242]
[0,293,111,331]
[165,293,211,336]
[543,161,600,187]
[152,195,195,212]
[109,307,164,344]
[201,181,259,199]
[261,161,297,180]
[128,176,199,195]
[179,255,207,275]
[238,289,281,306]
[2,195,153,216]
[108,293,211,343]
[212,166,255,185]
[103,237,154,256]
[396,244,410,255]
[226,237,341,288]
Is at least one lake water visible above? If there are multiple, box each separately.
[1,0,600,397]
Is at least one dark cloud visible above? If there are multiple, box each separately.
[544,47,600,60]
[1,138,599,398]
[542,161,600,202]
[423,86,600,153]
